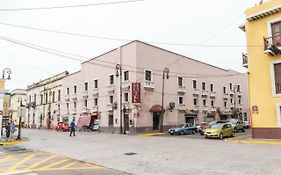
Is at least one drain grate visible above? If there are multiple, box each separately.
[124,152,137,156]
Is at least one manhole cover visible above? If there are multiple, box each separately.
[124,152,137,156]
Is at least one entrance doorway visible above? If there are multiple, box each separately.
[153,112,160,130]
[124,114,129,133]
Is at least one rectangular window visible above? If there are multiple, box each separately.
[230,98,233,104]
[211,100,214,107]
[66,88,69,95]
[34,94,36,103]
[203,99,206,106]
[66,103,69,110]
[202,82,206,90]
[230,83,233,90]
[40,94,43,105]
[74,85,77,93]
[108,115,113,126]
[178,77,183,87]
[192,80,197,89]
[124,71,129,81]
[109,95,114,104]
[224,102,227,108]
[84,100,88,107]
[223,86,226,94]
[52,91,55,103]
[29,95,31,103]
[238,97,241,104]
[178,96,183,104]
[84,82,88,91]
[237,85,240,92]
[124,93,129,102]
[58,105,60,110]
[74,102,77,109]
[58,90,61,101]
[94,98,98,106]
[145,70,152,81]
[210,84,214,92]
[94,79,98,89]
[109,75,114,85]
[274,63,281,94]
[45,93,48,104]
[193,99,197,105]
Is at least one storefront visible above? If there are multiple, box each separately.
[185,113,197,125]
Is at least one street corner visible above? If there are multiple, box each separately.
[140,132,166,137]
[0,137,28,146]
[224,135,281,145]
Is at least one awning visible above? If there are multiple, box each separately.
[77,114,91,127]
[149,104,164,113]
[185,113,197,118]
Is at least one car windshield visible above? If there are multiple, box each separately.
[210,124,222,129]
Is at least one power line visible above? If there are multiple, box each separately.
[0,0,144,11]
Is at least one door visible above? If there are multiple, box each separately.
[271,21,281,46]
[185,117,195,125]
[153,113,160,130]
[124,114,129,133]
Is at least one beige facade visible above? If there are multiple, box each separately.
[9,89,27,125]
[61,41,248,133]
[26,72,68,129]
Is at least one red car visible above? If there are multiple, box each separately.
[198,122,210,135]
[56,122,70,132]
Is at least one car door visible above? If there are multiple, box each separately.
[183,124,190,134]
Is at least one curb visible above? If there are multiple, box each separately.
[225,138,281,145]
[0,140,22,146]
[140,133,166,137]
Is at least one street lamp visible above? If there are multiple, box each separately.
[233,85,239,119]
[160,68,169,132]
[17,102,26,140]
[0,68,12,140]
[115,64,123,134]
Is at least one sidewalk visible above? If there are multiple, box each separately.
[225,134,281,145]
[0,136,23,146]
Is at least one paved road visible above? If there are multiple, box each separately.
[17,129,281,175]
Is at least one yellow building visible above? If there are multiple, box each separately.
[242,0,281,138]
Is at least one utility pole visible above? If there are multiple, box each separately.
[233,85,238,119]
[16,102,25,140]
[160,68,169,132]
[116,64,123,134]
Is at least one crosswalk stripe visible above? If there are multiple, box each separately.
[40,159,69,169]
[7,153,41,171]
[60,161,77,168]
[0,155,13,163]
[24,154,56,170]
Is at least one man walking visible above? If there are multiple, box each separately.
[70,119,76,137]
[5,122,10,138]
[8,122,16,142]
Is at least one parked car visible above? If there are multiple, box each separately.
[208,120,227,126]
[168,123,197,135]
[226,119,245,132]
[204,123,235,139]
[55,122,70,132]
[244,121,251,129]
[198,122,210,135]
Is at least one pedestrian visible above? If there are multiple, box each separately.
[70,119,76,137]
[8,122,16,142]
[5,122,10,138]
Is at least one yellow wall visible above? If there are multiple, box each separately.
[245,1,281,128]
[0,79,4,89]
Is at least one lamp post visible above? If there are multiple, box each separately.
[16,102,26,140]
[0,68,12,140]
[160,68,169,132]
[233,85,239,119]
[115,64,123,134]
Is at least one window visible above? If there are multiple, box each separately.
[178,77,183,87]
[192,80,197,89]
[109,75,114,85]
[224,101,227,108]
[238,97,241,104]
[74,85,77,93]
[84,100,88,107]
[66,88,70,95]
[41,94,43,105]
[109,95,114,104]
[202,82,206,90]
[29,95,31,103]
[94,98,98,106]
[230,83,233,90]
[74,102,77,109]
[223,87,226,94]
[145,70,152,81]
[210,84,214,92]
[230,98,233,104]
[178,96,183,104]
[203,99,206,106]
[58,90,61,101]
[193,99,197,105]
[84,82,88,91]
[94,79,98,89]
[34,94,36,103]
[271,21,281,45]
[211,100,214,107]
[124,71,129,81]
[237,85,240,92]
[66,103,69,110]
[45,93,48,104]
[274,63,281,94]
[58,105,60,111]
[124,93,129,102]
[52,91,55,103]
[108,115,113,126]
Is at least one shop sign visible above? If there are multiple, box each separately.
[132,82,141,103]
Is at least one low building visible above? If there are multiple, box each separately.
[61,40,248,133]
[26,71,69,129]
[9,89,27,126]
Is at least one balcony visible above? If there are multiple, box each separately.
[122,101,130,109]
[30,102,36,108]
[242,53,248,68]
[229,90,234,96]
[107,103,113,111]
[178,104,186,111]
[230,104,234,108]
[92,88,99,96]
[72,93,77,101]
[192,88,200,96]
[82,91,88,98]
[202,90,208,97]
[72,108,77,115]
[144,80,154,89]
[92,105,98,112]
[264,36,281,56]
[210,107,216,112]
[107,85,114,94]
[65,94,70,101]
[191,105,200,112]
[178,86,186,93]
[203,105,208,112]
[223,107,230,113]
[237,91,242,97]
[210,91,216,98]
[223,93,229,99]
[82,107,89,113]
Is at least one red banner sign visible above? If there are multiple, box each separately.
[132,82,141,103]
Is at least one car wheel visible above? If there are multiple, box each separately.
[192,130,195,135]
[180,131,184,135]
[219,133,224,140]
[231,131,235,137]
[242,128,245,132]
[170,133,174,136]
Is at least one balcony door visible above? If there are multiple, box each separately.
[271,21,281,46]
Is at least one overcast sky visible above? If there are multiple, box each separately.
[0,0,261,90]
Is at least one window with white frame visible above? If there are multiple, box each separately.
[210,84,214,92]
[74,85,77,93]
[109,95,114,104]
[178,96,184,104]
[203,99,207,106]
[94,98,98,106]
[124,93,129,102]
[192,80,197,89]
[84,82,88,91]
[109,75,114,85]
[273,62,281,94]
[66,88,70,95]
[211,100,214,107]
[223,86,226,94]
[230,83,233,90]
[224,101,227,108]
[178,77,183,87]
[66,103,69,110]
[145,70,152,81]
[124,71,129,81]
[202,82,206,90]
[74,102,77,109]
[193,98,197,105]
[94,79,98,89]
[84,100,88,107]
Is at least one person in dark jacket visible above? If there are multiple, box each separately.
[70,119,76,136]
[5,122,10,138]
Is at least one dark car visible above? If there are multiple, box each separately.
[168,123,197,135]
